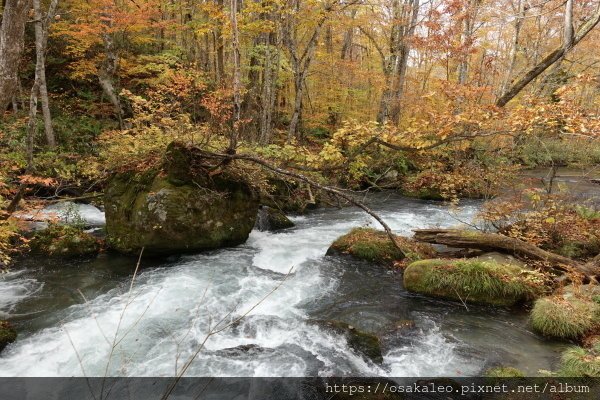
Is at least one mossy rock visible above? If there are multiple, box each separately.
[485,366,525,378]
[404,259,547,307]
[30,223,100,258]
[0,321,17,352]
[105,142,260,255]
[255,206,294,231]
[327,228,435,266]
[530,295,600,340]
[312,320,383,364]
[558,342,600,377]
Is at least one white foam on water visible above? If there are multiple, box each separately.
[15,202,105,227]
[0,271,42,318]
[384,325,479,377]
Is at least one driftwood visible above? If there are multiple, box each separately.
[413,228,599,278]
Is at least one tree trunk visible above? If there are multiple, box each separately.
[214,0,225,84]
[457,0,478,85]
[0,0,31,113]
[376,0,419,125]
[413,229,599,277]
[33,0,59,147]
[499,0,525,96]
[389,0,419,123]
[228,0,241,151]
[496,3,600,107]
[259,31,280,144]
[98,31,124,128]
[340,9,357,60]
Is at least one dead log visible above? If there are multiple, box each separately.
[413,228,599,277]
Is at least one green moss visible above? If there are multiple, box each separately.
[559,344,600,377]
[485,367,525,378]
[404,259,546,306]
[328,228,435,265]
[530,296,600,340]
[30,223,100,258]
[0,321,17,352]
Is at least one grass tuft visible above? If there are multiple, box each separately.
[530,296,600,340]
[404,259,547,306]
[559,344,600,377]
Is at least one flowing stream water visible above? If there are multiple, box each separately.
[0,194,566,377]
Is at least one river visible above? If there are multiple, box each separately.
[0,193,566,377]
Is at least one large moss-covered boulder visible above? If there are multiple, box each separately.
[0,321,17,352]
[327,228,435,266]
[403,259,547,306]
[105,142,260,255]
[30,223,100,258]
[530,286,600,340]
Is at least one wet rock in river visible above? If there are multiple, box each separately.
[311,319,383,364]
[0,320,17,352]
[104,142,260,255]
[255,206,294,232]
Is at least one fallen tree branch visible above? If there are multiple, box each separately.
[192,148,406,258]
[413,228,599,277]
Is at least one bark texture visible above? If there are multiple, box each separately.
[0,0,31,112]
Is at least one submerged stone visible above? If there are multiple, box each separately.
[104,142,260,255]
[0,321,17,352]
[403,259,546,307]
[312,320,383,364]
